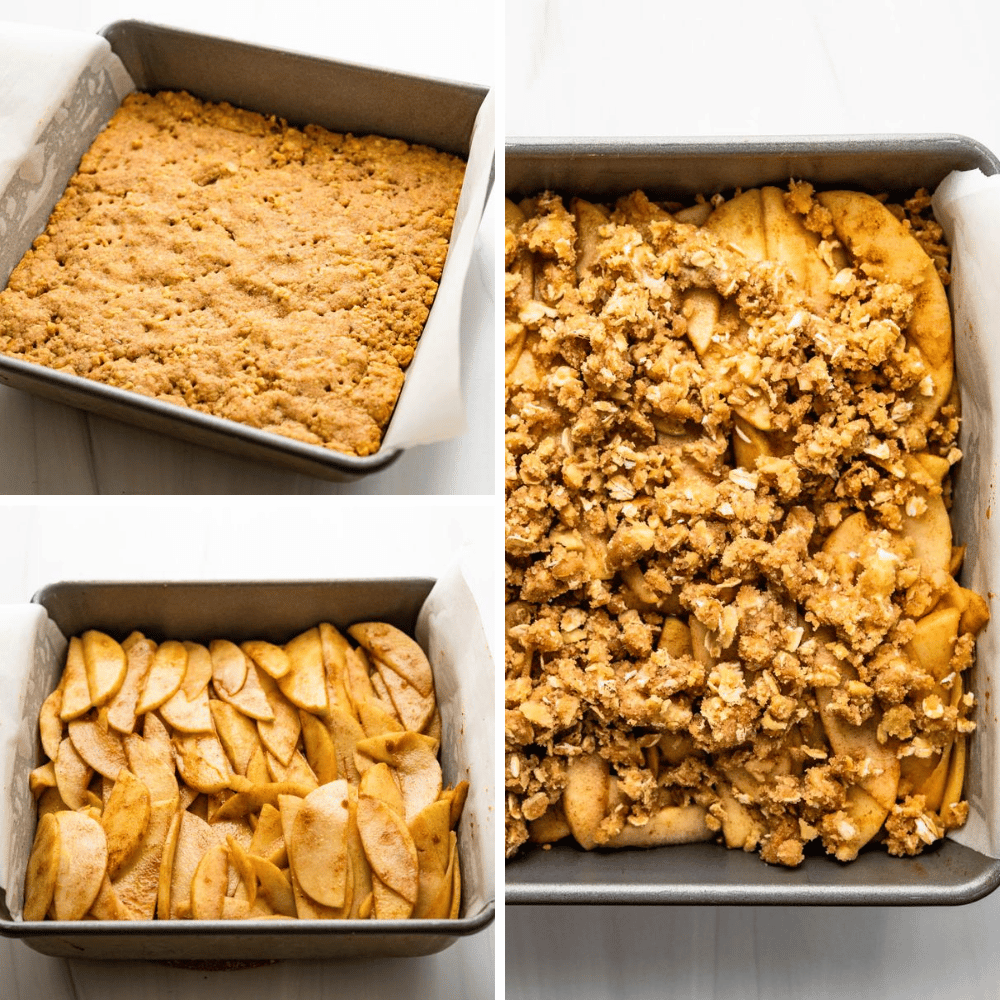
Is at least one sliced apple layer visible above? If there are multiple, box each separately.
[25,619,467,922]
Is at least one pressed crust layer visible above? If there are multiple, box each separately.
[0,91,466,456]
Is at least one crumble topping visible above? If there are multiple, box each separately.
[505,181,987,865]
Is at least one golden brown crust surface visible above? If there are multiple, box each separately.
[0,91,466,456]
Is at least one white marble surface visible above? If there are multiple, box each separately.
[0,0,497,495]
[0,498,496,999]
[505,1,1000,998]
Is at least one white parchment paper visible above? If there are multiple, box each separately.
[933,169,1000,861]
[417,564,496,913]
[0,25,134,278]
[0,603,66,917]
[0,567,495,921]
[0,24,493,453]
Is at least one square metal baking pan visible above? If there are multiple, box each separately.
[505,134,1000,906]
[0,21,491,482]
[0,578,494,958]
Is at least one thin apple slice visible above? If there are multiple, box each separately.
[156,808,182,919]
[53,811,108,920]
[256,670,300,765]
[369,670,396,712]
[760,185,831,313]
[60,637,93,721]
[207,802,253,895]
[828,785,889,861]
[87,874,126,920]
[320,622,353,716]
[423,707,442,743]
[572,196,610,283]
[344,647,378,717]
[221,897,251,919]
[211,779,315,822]
[226,835,258,908]
[940,732,968,821]
[107,635,155,734]
[81,630,127,708]
[715,783,757,849]
[23,813,61,921]
[169,811,222,919]
[29,761,57,799]
[210,639,248,696]
[389,733,442,822]
[210,700,262,775]
[136,640,188,715]
[173,732,232,794]
[372,659,435,733]
[277,793,344,919]
[68,717,128,779]
[300,710,338,784]
[279,628,329,715]
[123,723,178,804]
[160,642,213,733]
[249,803,287,868]
[371,873,413,920]
[355,732,438,773]
[212,653,274,722]
[421,834,456,920]
[289,781,350,909]
[54,736,93,810]
[917,738,954,813]
[357,795,419,904]
[817,189,953,428]
[245,745,270,786]
[410,799,452,918]
[36,786,69,821]
[563,753,610,850]
[359,762,405,817]
[39,688,64,761]
[265,748,319,791]
[327,707,365,784]
[445,781,469,830]
[242,640,290,679]
[180,642,213,696]
[907,607,960,682]
[345,788,373,918]
[250,856,296,918]
[190,844,229,920]
[815,674,900,812]
[357,697,405,738]
[705,188,767,261]
[160,684,213,734]
[113,794,177,920]
[448,835,461,919]
[682,287,720,355]
[349,623,434,698]
[898,456,952,599]
[102,769,151,878]
[601,804,712,847]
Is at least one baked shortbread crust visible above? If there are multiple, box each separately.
[0,91,466,456]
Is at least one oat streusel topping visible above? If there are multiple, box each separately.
[504,182,987,865]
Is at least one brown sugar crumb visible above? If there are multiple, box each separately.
[505,182,987,867]
[0,90,466,456]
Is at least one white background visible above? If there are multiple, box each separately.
[506,1,1000,998]
[0,0,497,495]
[0,497,496,1000]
